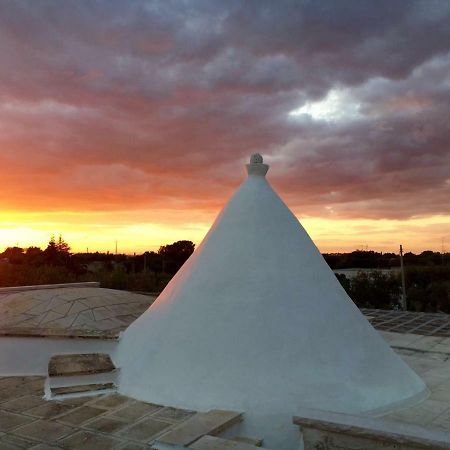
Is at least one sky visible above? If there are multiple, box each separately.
[0,0,449,254]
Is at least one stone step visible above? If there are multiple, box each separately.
[231,437,262,447]
[48,353,116,377]
[156,410,243,447]
[189,435,267,450]
[51,382,116,396]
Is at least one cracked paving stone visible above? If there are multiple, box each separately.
[14,419,73,442]
[59,430,122,450]
[119,417,172,442]
[0,411,35,432]
[1,396,46,413]
[0,433,37,449]
[56,406,105,425]
[90,394,130,409]
[152,407,196,422]
[27,403,75,419]
[85,416,128,433]
[109,402,162,422]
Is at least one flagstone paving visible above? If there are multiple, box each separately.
[379,330,450,432]
[0,287,155,338]
[0,331,449,448]
[363,308,450,337]
[1,285,450,447]
[0,379,196,449]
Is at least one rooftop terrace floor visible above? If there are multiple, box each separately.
[363,308,450,337]
[380,331,450,431]
[0,331,449,449]
[0,378,196,449]
[0,287,156,339]
[1,286,450,447]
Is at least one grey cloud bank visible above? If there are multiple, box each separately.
[0,0,449,219]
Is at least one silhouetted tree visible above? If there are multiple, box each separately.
[0,247,24,264]
[25,246,44,266]
[158,240,195,274]
[44,235,71,266]
[337,271,401,310]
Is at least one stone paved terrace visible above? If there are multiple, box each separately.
[0,286,156,339]
[379,331,450,432]
[1,332,450,448]
[1,285,450,447]
[362,308,450,337]
[0,377,199,449]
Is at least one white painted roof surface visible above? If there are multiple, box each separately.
[117,155,427,449]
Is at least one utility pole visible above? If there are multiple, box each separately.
[442,237,446,265]
[399,244,407,311]
[115,240,118,255]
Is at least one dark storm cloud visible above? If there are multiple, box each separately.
[0,0,449,219]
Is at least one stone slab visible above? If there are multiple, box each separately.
[56,405,105,425]
[0,411,35,432]
[85,416,129,433]
[27,402,75,419]
[189,435,265,450]
[90,393,130,409]
[157,410,243,446]
[1,395,47,413]
[48,353,115,377]
[59,430,122,450]
[0,433,37,449]
[109,401,163,422]
[118,417,172,442]
[152,407,196,422]
[14,419,73,442]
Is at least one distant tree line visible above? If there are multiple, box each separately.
[325,250,449,313]
[1,242,448,313]
[324,249,449,269]
[335,267,450,313]
[0,237,195,292]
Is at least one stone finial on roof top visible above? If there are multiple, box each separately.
[246,153,269,176]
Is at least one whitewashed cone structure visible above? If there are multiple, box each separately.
[118,154,427,449]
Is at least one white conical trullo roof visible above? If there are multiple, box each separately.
[117,155,426,449]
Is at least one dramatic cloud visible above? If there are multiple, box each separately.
[0,0,449,251]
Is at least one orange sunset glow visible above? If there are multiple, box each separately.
[1,2,449,255]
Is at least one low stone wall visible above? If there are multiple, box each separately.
[293,408,450,450]
[0,281,100,294]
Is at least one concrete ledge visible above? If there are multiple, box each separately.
[0,282,100,294]
[293,408,450,449]
[0,327,119,340]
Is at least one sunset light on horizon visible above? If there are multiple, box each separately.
[1,1,449,256]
